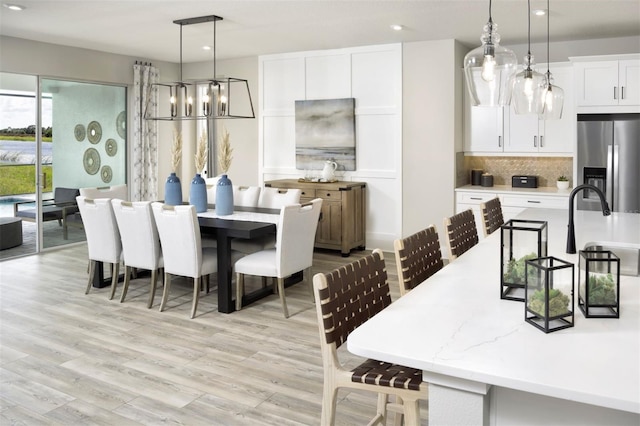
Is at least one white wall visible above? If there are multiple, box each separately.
[259,44,403,250]
[402,39,465,257]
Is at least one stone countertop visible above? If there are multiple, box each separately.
[348,208,640,414]
[456,184,571,197]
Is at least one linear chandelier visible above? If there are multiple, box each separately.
[145,15,255,121]
[463,0,518,107]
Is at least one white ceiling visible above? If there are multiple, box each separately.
[1,0,639,64]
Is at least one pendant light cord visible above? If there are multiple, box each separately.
[488,0,493,24]
[546,0,551,74]
[213,19,217,81]
[179,24,183,82]
[527,0,531,56]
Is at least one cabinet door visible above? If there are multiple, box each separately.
[539,65,574,154]
[465,105,505,152]
[505,107,540,153]
[316,201,342,245]
[574,61,619,106]
[619,60,640,106]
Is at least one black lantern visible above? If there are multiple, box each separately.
[525,256,574,333]
[578,250,620,318]
[501,219,548,301]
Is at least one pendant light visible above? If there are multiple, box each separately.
[539,0,564,119]
[145,15,255,121]
[511,0,545,115]
[463,0,518,107]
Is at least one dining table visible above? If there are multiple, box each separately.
[347,208,640,426]
[197,206,279,313]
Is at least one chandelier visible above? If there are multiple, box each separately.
[145,15,255,121]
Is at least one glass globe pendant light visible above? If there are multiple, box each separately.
[463,0,518,107]
[539,0,564,119]
[512,0,545,115]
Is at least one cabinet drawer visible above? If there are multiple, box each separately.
[456,192,498,205]
[501,194,567,209]
[299,189,316,198]
[315,190,341,200]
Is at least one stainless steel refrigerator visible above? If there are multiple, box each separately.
[577,114,640,213]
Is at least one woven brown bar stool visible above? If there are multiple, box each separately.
[313,249,426,426]
[444,209,479,260]
[480,197,504,237]
[394,225,444,297]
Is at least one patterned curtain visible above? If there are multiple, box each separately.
[132,63,159,201]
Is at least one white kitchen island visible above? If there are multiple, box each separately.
[348,209,640,425]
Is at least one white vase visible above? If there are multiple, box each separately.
[557,180,570,190]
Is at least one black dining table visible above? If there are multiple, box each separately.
[197,206,278,313]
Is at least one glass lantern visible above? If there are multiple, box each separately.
[501,219,548,301]
[525,256,574,334]
[578,250,620,318]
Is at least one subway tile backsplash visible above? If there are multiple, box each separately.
[460,156,573,187]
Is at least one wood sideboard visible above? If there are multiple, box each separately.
[265,179,366,256]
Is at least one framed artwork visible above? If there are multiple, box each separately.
[295,98,355,171]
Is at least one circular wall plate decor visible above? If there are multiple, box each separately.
[87,121,102,144]
[116,111,126,139]
[101,165,113,183]
[105,138,117,157]
[74,124,86,141]
[83,148,101,175]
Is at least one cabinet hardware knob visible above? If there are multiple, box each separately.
[527,200,541,204]
[614,86,617,100]
[540,136,544,147]
[534,136,537,147]
[622,86,625,100]
[498,136,502,147]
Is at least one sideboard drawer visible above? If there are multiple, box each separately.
[315,190,341,200]
[299,189,316,198]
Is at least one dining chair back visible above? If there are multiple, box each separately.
[151,202,217,318]
[205,177,219,202]
[480,196,504,237]
[111,199,163,308]
[394,225,444,296]
[258,187,302,209]
[76,196,122,299]
[234,198,322,317]
[313,249,426,425]
[80,184,128,201]
[232,185,261,207]
[444,208,479,260]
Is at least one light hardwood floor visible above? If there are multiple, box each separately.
[0,244,428,425]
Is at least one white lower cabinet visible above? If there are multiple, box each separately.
[455,190,569,240]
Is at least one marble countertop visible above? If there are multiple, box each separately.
[348,209,640,413]
[456,184,572,197]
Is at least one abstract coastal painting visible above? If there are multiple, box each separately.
[295,98,355,171]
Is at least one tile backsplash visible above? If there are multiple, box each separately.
[460,156,573,187]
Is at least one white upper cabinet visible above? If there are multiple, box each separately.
[573,55,640,111]
[465,62,573,155]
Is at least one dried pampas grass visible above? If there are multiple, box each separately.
[218,126,233,174]
[195,131,208,174]
[171,130,182,173]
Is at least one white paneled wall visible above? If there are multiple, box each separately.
[259,43,402,251]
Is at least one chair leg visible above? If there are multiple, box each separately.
[277,277,289,318]
[402,398,420,426]
[191,277,200,319]
[305,267,314,301]
[320,383,339,426]
[109,262,120,300]
[235,273,244,311]
[393,395,404,426]
[375,393,388,425]
[86,260,96,294]
[120,265,131,303]
[147,268,158,309]
[160,272,172,312]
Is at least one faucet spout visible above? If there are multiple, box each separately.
[566,184,611,254]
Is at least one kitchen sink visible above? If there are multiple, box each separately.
[583,241,640,276]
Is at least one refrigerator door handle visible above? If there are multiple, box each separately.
[606,145,614,208]
[612,144,619,210]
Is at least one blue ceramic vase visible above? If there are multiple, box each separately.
[189,173,207,213]
[215,174,234,216]
[165,172,182,206]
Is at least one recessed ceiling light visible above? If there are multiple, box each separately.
[3,3,26,10]
[390,24,403,31]
[534,9,547,16]
[202,45,212,51]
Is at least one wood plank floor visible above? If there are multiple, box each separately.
[0,244,428,425]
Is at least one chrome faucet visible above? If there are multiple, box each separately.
[566,184,611,254]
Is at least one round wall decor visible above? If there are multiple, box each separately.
[101,165,113,183]
[83,148,101,175]
[87,121,102,144]
[116,111,126,139]
[105,138,117,157]
[74,124,86,141]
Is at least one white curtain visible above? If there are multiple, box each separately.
[132,63,159,201]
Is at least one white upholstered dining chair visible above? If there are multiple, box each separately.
[80,184,128,201]
[234,198,322,318]
[111,199,163,308]
[76,196,122,299]
[151,203,217,318]
[232,185,261,207]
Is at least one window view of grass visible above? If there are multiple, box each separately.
[0,131,53,196]
[0,164,53,195]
